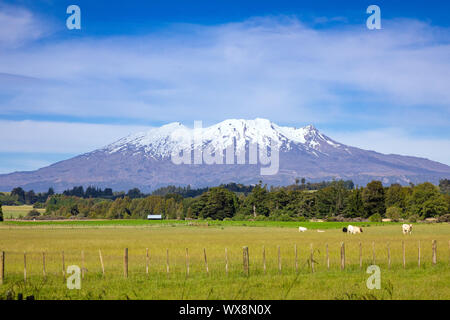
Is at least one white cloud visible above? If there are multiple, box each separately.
[328,128,450,165]
[0,16,449,127]
[0,2,51,48]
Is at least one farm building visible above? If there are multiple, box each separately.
[147,215,162,220]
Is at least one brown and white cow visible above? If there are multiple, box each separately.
[402,224,413,235]
[347,225,363,234]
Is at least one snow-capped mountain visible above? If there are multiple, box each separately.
[102,119,345,159]
[0,118,449,192]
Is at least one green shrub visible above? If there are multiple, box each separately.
[368,213,382,222]
[27,209,41,217]
[279,214,294,222]
[232,213,246,221]
[408,214,420,223]
[386,206,402,222]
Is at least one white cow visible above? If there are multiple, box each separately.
[402,224,413,235]
[298,226,308,232]
[347,225,363,234]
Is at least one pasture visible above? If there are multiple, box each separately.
[2,205,45,219]
[0,221,449,300]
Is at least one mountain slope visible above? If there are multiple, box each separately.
[0,119,449,192]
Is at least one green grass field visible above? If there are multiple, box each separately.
[1,218,393,228]
[0,221,449,300]
[2,205,45,219]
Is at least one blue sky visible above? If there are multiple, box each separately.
[0,0,449,173]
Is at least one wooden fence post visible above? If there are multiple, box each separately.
[294,244,298,273]
[402,241,406,269]
[23,252,27,283]
[243,246,249,277]
[418,241,421,268]
[166,248,170,274]
[124,248,128,278]
[278,246,281,274]
[262,246,266,275]
[185,248,189,277]
[387,242,391,269]
[204,248,209,275]
[340,242,345,270]
[62,251,66,279]
[146,248,149,276]
[225,248,229,276]
[310,243,314,273]
[42,252,46,279]
[99,249,105,277]
[326,243,330,270]
[0,251,4,285]
[432,240,437,266]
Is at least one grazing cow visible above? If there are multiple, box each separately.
[402,224,413,235]
[342,227,348,233]
[298,227,307,232]
[347,225,355,234]
[347,225,363,234]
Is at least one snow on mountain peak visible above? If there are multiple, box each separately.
[102,118,342,159]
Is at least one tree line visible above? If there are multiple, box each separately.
[7,179,448,221]
[0,180,355,206]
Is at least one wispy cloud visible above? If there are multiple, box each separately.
[0,14,449,126]
[0,1,51,47]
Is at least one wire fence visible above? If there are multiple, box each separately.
[1,240,449,283]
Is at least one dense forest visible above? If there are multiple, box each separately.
[1,179,448,222]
